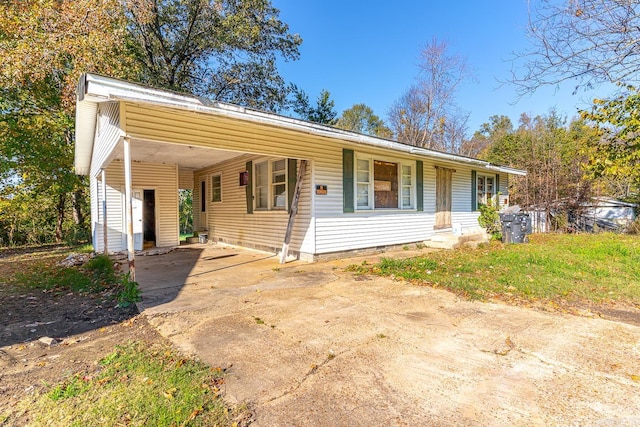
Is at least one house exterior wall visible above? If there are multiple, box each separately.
[193,155,314,257]
[90,102,122,178]
[92,160,179,252]
[120,102,511,257]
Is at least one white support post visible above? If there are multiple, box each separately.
[280,159,307,264]
[101,169,108,254]
[123,137,136,281]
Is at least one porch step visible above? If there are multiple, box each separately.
[424,231,489,250]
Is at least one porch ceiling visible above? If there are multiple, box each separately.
[111,138,243,170]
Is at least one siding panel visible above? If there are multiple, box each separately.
[95,161,179,252]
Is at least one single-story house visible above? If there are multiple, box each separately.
[74,73,526,263]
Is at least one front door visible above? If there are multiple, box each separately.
[123,189,144,251]
[199,179,207,230]
[435,167,453,230]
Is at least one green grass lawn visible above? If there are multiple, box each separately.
[19,342,236,427]
[349,233,640,304]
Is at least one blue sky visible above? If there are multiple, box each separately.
[273,0,614,134]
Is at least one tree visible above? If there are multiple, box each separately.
[388,38,472,151]
[581,88,640,202]
[0,0,135,244]
[481,111,596,231]
[290,88,338,125]
[461,115,514,158]
[513,0,640,95]
[335,104,392,138]
[123,0,302,111]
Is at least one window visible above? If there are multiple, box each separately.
[254,159,288,211]
[354,155,414,210]
[200,180,206,212]
[211,174,221,202]
[477,175,495,206]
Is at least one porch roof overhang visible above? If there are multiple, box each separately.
[74,73,527,177]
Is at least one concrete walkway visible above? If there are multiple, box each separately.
[136,244,640,426]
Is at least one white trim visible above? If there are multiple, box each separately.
[210,173,222,203]
[75,73,527,177]
[354,153,416,212]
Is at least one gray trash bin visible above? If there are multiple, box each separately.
[500,213,531,244]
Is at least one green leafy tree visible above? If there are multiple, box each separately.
[481,111,596,230]
[291,88,338,125]
[0,0,136,244]
[336,104,392,138]
[581,88,640,202]
[123,0,302,112]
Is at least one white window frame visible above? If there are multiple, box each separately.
[354,154,416,211]
[254,158,288,211]
[476,174,496,206]
[211,173,222,203]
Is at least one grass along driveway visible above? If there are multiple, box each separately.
[349,233,640,306]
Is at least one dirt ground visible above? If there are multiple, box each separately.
[0,247,162,426]
[2,244,640,426]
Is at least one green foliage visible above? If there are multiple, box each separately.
[291,87,338,125]
[353,233,640,303]
[479,111,597,223]
[48,375,91,401]
[179,189,193,235]
[26,341,232,426]
[581,87,640,203]
[12,254,120,294]
[478,203,501,239]
[336,103,392,138]
[14,266,93,292]
[124,0,301,111]
[116,273,141,308]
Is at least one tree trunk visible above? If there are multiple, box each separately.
[55,193,66,243]
[72,189,84,225]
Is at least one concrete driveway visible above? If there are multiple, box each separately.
[136,244,640,426]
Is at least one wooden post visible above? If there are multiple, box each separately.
[280,160,307,264]
[123,137,136,281]
[101,169,108,254]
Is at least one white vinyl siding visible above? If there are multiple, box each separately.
[178,168,194,190]
[211,174,222,202]
[194,156,313,255]
[120,102,510,256]
[90,102,122,178]
[92,161,179,252]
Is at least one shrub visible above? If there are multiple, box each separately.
[478,202,502,240]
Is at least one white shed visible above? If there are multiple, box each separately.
[74,74,526,267]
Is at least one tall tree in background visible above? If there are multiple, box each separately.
[481,111,595,230]
[513,0,640,95]
[388,38,472,152]
[124,0,302,111]
[335,104,392,138]
[0,0,136,245]
[291,88,338,125]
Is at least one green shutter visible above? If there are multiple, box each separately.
[343,149,354,213]
[416,160,424,211]
[246,161,253,214]
[495,174,500,206]
[471,170,477,211]
[287,158,297,213]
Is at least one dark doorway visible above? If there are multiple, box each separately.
[143,190,156,248]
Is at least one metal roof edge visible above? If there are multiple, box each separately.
[75,73,528,177]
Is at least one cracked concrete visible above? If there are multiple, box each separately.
[135,244,640,426]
